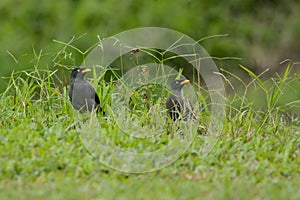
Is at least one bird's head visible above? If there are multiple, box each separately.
[71,67,91,80]
[170,78,190,95]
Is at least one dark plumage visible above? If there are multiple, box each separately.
[166,78,196,121]
[68,67,101,113]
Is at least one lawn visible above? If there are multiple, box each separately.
[0,64,299,200]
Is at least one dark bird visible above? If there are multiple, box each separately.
[166,78,197,121]
[68,67,101,113]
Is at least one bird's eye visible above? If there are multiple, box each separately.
[77,69,80,72]
[176,81,179,84]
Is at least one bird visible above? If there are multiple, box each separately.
[166,78,197,122]
[68,67,102,113]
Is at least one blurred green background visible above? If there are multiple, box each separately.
[0,0,300,91]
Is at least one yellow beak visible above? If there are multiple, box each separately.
[82,68,91,73]
[180,79,190,85]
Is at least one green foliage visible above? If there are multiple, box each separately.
[1,0,300,91]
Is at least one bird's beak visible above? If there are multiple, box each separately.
[82,68,91,73]
[180,79,190,85]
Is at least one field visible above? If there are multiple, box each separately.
[0,58,299,199]
[1,1,300,199]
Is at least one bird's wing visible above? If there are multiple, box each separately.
[85,81,103,113]
[184,97,194,110]
[166,95,182,112]
[183,96,197,120]
[94,89,100,105]
[84,81,100,106]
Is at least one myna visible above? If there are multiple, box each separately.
[166,78,197,121]
[68,67,101,113]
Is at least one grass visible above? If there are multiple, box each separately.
[0,50,300,200]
